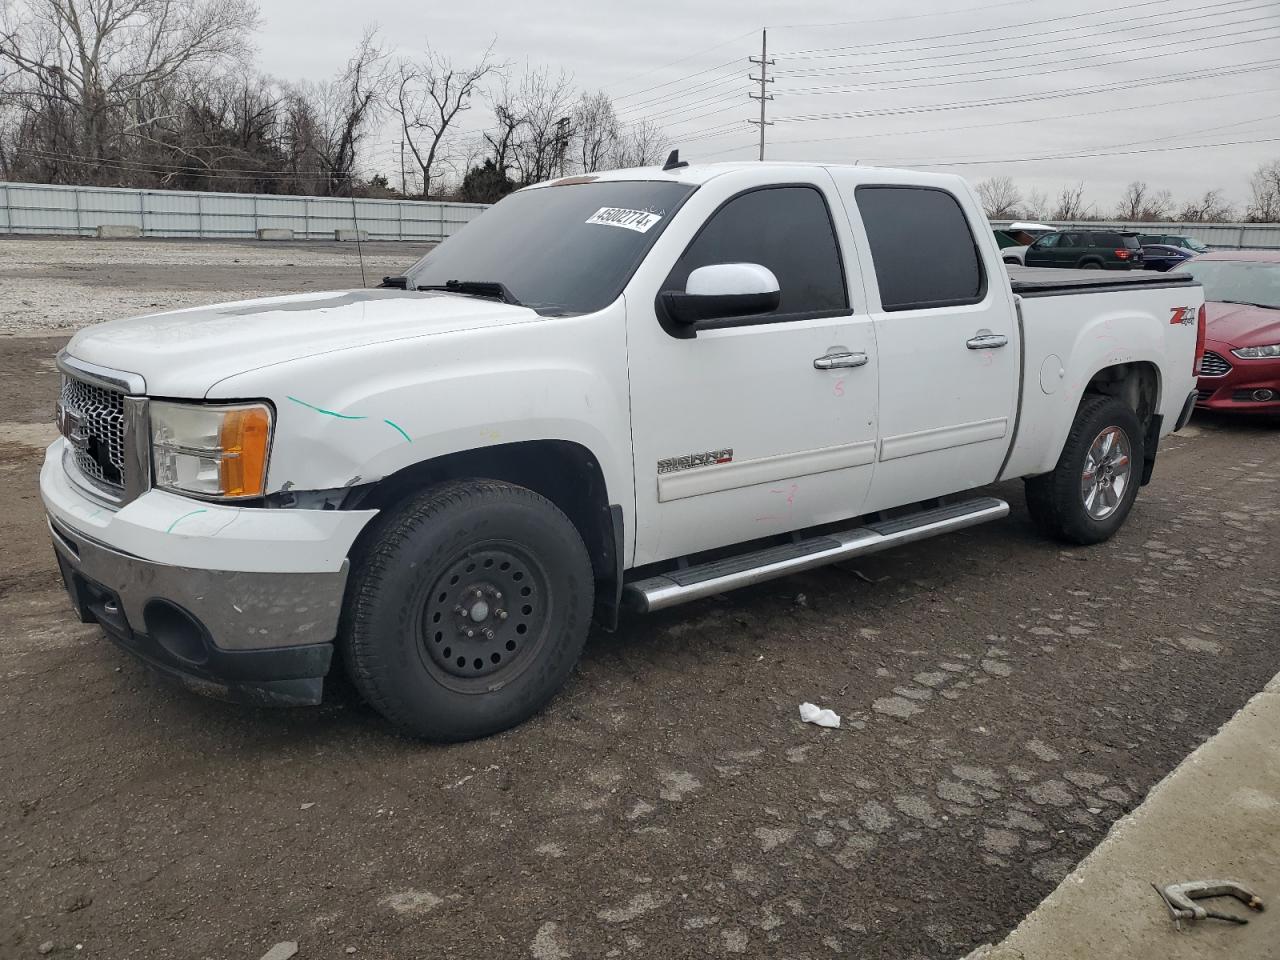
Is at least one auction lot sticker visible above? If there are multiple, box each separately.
[586,207,664,233]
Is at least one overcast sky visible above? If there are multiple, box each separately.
[256,0,1280,214]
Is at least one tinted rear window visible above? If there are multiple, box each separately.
[856,186,986,311]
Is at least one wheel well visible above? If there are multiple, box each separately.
[1082,361,1160,426]
[350,440,619,591]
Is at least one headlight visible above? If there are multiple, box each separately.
[150,401,273,499]
[1231,344,1280,359]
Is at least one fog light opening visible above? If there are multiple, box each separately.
[144,599,211,664]
[1251,388,1275,402]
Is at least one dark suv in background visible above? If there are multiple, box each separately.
[1023,231,1144,270]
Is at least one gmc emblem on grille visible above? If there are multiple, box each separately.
[55,402,87,449]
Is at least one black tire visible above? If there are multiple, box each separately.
[341,479,594,741]
[1024,395,1145,545]
[1078,258,1103,270]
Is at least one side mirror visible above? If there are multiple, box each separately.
[662,263,781,326]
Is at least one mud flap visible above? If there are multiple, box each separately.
[1141,414,1163,486]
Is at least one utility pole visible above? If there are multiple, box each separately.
[748,29,774,161]
[399,139,407,196]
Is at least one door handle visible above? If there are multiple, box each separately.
[966,332,1009,350]
[814,352,869,370]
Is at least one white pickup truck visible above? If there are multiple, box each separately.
[42,158,1205,741]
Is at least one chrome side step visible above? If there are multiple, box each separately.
[623,496,1009,613]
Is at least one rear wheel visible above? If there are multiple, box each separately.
[1025,396,1144,545]
[341,480,594,741]
[1078,258,1103,270]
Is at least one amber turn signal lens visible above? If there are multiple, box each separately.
[218,406,272,497]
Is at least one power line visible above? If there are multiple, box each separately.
[766,0,1032,32]
[773,0,1237,58]
[773,58,1280,124]
[606,31,758,97]
[612,57,744,104]
[775,27,1280,96]
[885,135,1280,169]
[612,70,742,117]
[871,111,1280,167]
[755,85,1280,150]
[775,4,1274,76]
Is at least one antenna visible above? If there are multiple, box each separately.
[349,188,367,288]
[663,149,689,171]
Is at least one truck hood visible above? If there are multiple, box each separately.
[64,289,540,397]
[1205,300,1280,349]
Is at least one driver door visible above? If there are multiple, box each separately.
[624,171,879,567]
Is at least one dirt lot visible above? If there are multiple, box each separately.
[2,238,1279,960]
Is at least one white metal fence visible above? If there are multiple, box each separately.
[990,218,1280,250]
[0,180,488,241]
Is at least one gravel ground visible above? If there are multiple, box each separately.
[1,239,1278,960]
[0,237,431,336]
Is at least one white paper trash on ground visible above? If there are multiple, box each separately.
[799,702,841,728]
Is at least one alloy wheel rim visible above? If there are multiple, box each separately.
[1080,425,1132,520]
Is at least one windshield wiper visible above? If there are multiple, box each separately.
[416,279,522,305]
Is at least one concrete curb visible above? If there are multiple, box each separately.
[965,671,1280,960]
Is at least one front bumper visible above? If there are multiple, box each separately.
[1196,344,1280,413]
[41,440,377,705]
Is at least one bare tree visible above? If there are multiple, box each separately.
[974,176,1022,219]
[1177,188,1234,223]
[395,41,499,198]
[1116,181,1172,221]
[482,76,524,180]
[609,119,665,169]
[1052,181,1089,220]
[1116,181,1149,220]
[0,0,258,181]
[572,89,617,173]
[302,29,389,196]
[508,65,575,184]
[1140,188,1173,222]
[1022,187,1050,221]
[1245,159,1280,222]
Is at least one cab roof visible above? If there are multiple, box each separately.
[530,161,974,193]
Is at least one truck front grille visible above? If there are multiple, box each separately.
[59,374,127,489]
[1199,351,1232,378]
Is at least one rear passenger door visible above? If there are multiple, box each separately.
[833,180,1020,511]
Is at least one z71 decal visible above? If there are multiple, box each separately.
[657,449,734,475]
[1170,306,1197,325]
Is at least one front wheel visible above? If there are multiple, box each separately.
[341,480,594,741]
[1024,396,1144,545]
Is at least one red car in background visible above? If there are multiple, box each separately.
[1172,250,1280,417]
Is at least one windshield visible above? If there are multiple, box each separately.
[1181,238,1209,253]
[1173,259,1280,309]
[404,180,697,315]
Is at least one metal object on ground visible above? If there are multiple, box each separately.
[1151,880,1265,930]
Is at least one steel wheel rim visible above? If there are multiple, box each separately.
[417,543,549,691]
[1080,425,1132,520]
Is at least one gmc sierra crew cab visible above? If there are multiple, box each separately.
[42,158,1205,741]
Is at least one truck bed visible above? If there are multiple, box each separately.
[1007,266,1198,297]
